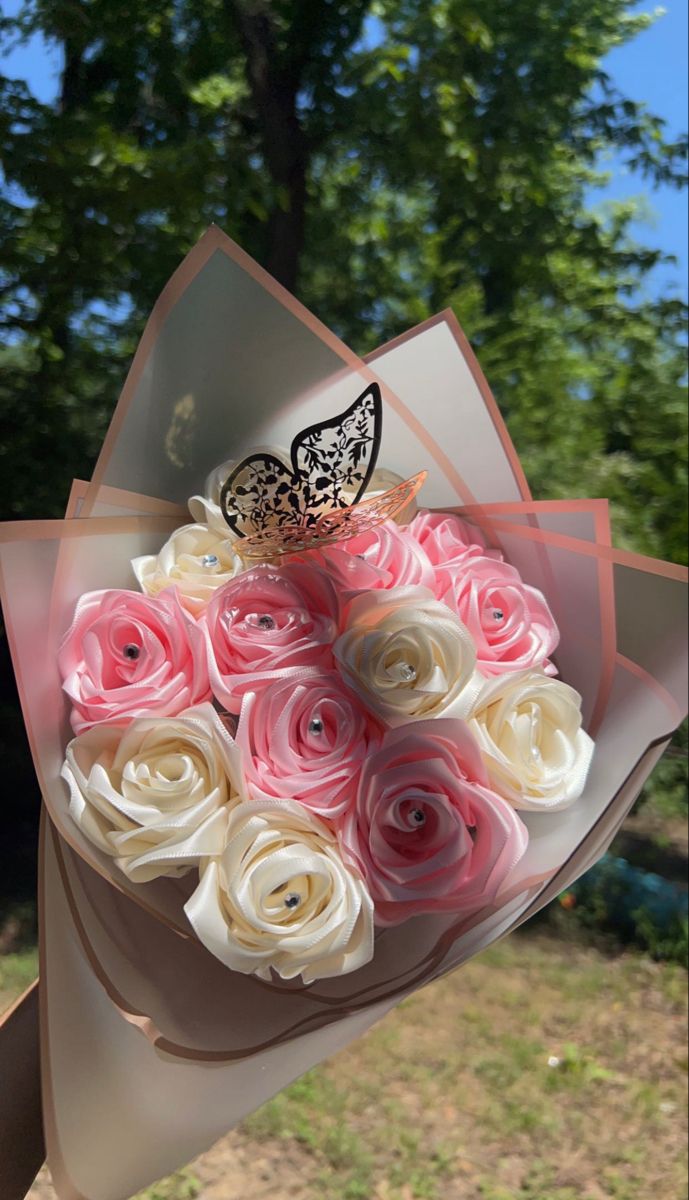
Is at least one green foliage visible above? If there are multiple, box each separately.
[136,1170,201,1200]
[632,908,689,965]
[243,1068,375,1198]
[1,0,687,549]
[543,1042,614,1087]
[636,720,688,820]
[0,945,38,998]
[298,3,689,564]
[2,929,687,1198]
[556,855,689,966]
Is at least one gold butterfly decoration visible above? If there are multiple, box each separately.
[220,383,426,558]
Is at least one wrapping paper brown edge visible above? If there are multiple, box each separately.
[0,980,44,1197]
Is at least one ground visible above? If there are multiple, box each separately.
[3,924,687,1200]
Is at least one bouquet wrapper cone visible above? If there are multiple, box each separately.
[0,227,686,1200]
[0,982,43,1198]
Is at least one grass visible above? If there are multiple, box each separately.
[7,928,687,1200]
[137,1172,202,1200]
[0,944,38,1011]
[243,1068,376,1197]
[243,932,687,1199]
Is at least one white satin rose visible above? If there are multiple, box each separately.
[188,458,265,536]
[469,670,594,811]
[61,703,244,882]
[185,800,375,983]
[333,586,482,724]
[187,459,241,533]
[187,494,230,536]
[132,523,243,615]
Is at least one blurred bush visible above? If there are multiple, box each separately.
[558,855,688,964]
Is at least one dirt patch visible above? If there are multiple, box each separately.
[19,929,687,1200]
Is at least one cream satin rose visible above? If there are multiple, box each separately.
[237,671,382,818]
[187,494,230,537]
[339,720,528,926]
[333,586,481,723]
[469,670,594,811]
[61,703,243,882]
[132,523,243,615]
[58,588,210,732]
[185,800,375,983]
[186,459,240,534]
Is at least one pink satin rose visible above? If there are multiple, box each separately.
[237,671,383,818]
[203,563,339,712]
[440,556,559,675]
[407,510,501,596]
[339,719,528,926]
[323,519,436,593]
[290,519,435,596]
[59,588,210,733]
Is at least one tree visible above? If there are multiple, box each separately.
[1,1,686,558]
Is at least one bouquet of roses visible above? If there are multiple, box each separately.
[0,227,686,1200]
[58,417,593,984]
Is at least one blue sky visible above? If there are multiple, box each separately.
[2,1,687,298]
[588,2,688,297]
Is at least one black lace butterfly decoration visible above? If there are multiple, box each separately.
[220,383,426,558]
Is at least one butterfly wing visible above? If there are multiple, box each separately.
[236,470,428,560]
[220,382,382,541]
[220,453,301,539]
[289,383,382,527]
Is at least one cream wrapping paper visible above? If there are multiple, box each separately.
[0,227,686,1200]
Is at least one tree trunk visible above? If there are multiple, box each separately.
[226,0,309,291]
